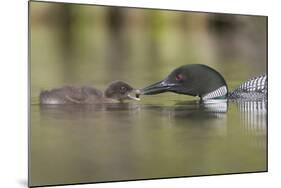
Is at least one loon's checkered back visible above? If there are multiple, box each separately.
[239,74,267,92]
[229,75,267,100]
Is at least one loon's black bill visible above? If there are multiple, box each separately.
[140,80,177,95]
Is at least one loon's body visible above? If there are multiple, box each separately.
[40,81,139,104]
[139,64,267,101]
[228,74,267,100]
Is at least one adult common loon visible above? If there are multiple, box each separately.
[40,81,140,104]
[138,64,267,101]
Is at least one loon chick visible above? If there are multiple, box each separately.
[40,81,140,104]
[138,64,267,101]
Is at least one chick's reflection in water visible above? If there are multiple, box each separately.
[39,102,141,120]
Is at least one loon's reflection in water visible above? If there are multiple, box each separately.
[33,99,266,185]
[233,99,267,149]
[141,100,229,138]
[234,99,267,131]
[39,99,266,144]
[138,99,266,149]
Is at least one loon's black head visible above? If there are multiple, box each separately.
[139,64,228,100]
[104,81,140,102]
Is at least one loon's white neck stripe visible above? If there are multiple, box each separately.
[202,86,227,100]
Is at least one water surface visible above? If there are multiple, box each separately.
[30,97,267,186]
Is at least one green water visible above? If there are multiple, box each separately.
[30,97,267,186]
[29,2,267,186]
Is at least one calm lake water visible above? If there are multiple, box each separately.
[29,3,267,186]
[29,96,267,186]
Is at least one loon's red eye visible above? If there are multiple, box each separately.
[175,74,184,81]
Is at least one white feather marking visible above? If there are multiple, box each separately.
[202,86,227,100]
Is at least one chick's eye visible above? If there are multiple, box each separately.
[175,74,184,81]
[120,86,126,92]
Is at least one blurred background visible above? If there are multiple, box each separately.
[30,2,267,102]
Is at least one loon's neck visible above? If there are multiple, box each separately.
[201,85,228,100]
